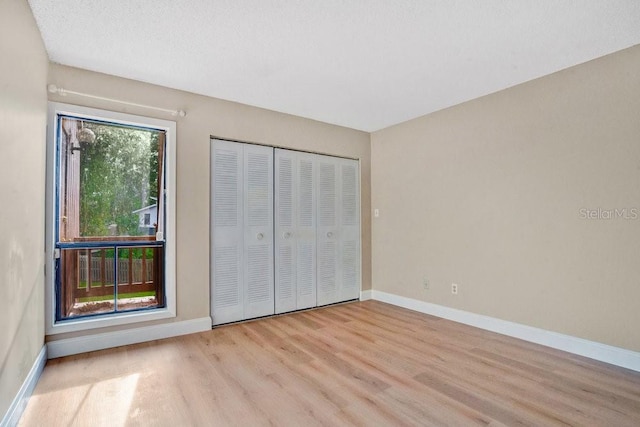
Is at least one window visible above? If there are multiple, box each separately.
[46,103,176,334]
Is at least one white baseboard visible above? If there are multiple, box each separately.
[360,289,372,301]
[1,345,47,427]
[371,290,640,373]
[47,317,212,359]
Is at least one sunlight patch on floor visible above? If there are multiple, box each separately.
[20,373,139,426]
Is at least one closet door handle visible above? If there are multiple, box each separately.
[326,231,333,238]
[256,233,264,240]
[283,232,292,239]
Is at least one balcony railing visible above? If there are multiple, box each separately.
[58,236,164,318]
[76,250,157,297]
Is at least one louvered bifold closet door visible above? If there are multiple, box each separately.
[338,158,360,302]
[211,139,244,325]
[275,149,316,314]
[243,144,275,320]
[316,155,339,306]
[213,140,357,323]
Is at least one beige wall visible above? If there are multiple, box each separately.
[46,64,371,341]
[371,45,640,352]
[0,0,48,417]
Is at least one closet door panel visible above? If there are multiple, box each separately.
[211,139,244,325]
[295,153,317,309]
[243,144,275,319]
[316,157,339,306]
[339,158,361,301]
[275,150,317,312]
[275,150,296,313]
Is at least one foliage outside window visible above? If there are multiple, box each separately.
[77,121,160,237]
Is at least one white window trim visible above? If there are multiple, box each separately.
[45,102,177,335]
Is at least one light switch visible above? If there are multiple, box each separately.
[374,209,379,218]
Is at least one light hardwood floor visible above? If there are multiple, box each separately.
[20,301,640,426]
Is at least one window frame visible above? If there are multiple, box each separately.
[45,102,177,335]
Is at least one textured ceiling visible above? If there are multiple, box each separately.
[29,1,640,132]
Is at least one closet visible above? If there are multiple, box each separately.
[210,139,360,325]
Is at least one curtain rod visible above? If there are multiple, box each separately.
[47,84,186,117]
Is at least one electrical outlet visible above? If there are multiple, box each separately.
[451,283,458,295]
[423,277,429,290]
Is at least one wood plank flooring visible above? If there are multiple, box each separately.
[20,301,640,426]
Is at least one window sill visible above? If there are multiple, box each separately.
[46,307,176,335]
